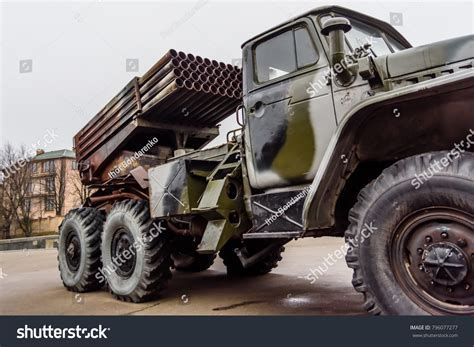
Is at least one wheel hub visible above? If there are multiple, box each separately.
[392,208,474,314]
[65,232,81,272]
[422,242,469,286]
[111,228,136,278]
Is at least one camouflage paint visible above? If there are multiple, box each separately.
[242,48,336,189]
[148,143,250,253]
[270,101,315,178]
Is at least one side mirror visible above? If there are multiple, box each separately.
[321,17,356,86]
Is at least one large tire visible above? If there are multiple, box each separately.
[345,152,474,315]
[219,239,285,276]
[58,208,105,292]
[101,200,172,302]
[172,252,216,272]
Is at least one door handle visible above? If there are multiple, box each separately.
[235,104,245,126]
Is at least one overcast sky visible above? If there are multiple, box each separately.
[1,0,473,152]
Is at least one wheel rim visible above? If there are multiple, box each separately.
[111,227,136,279]
[391,208,474,314]
[65,230,81,272]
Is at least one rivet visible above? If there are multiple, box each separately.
[417,248,423,255]
[441,232,448,239]
[447,287,454,293]
[425,236,432,243]
[457,239,467,247]
[465,284,471,291]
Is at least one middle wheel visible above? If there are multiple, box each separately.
[171,251,216,272]
[101,199,172,302]
[219,239,285,276]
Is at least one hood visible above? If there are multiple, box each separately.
[375,35,473,79]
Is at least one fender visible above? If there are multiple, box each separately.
[302,69,474,231]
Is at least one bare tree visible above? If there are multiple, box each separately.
[68,170,89,207]
[0,143,36,237]
[0,181,14,239]
[40,159,88,213]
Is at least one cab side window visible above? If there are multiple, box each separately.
[254,25,318,83]
[255,30,296,83]
[295,27,319,68]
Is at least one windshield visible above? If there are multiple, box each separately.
[320,15,405,57]
[346,19,393,56]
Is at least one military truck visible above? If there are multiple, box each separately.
[58,5,474,315]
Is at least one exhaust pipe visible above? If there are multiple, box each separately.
[321,17,356,86]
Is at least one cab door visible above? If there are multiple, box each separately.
[242,18,336,190]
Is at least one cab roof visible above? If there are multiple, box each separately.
[241,5,412,48]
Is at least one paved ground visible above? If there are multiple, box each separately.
[0,237,366,315]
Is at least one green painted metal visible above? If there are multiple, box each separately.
[195,144,250,253]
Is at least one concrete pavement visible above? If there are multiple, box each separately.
[0,237,366,315]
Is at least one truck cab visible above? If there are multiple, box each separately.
[241,6,409,188]
[240,5,473,238]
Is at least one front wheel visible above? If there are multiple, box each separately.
[345,152,474,315]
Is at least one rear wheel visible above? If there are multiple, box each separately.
[101,200,172,302]
[345,152,474,315]
[58,208,105,292]
[219,239,285,276]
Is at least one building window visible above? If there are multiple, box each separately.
[31,162,38,173]
[72,160,78,170]
[45,177,54,193]
[44,197,54,211]
[27,182,34,194]
[23,199,31,211]
[43,160,55,173]
[254,25,318,83]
